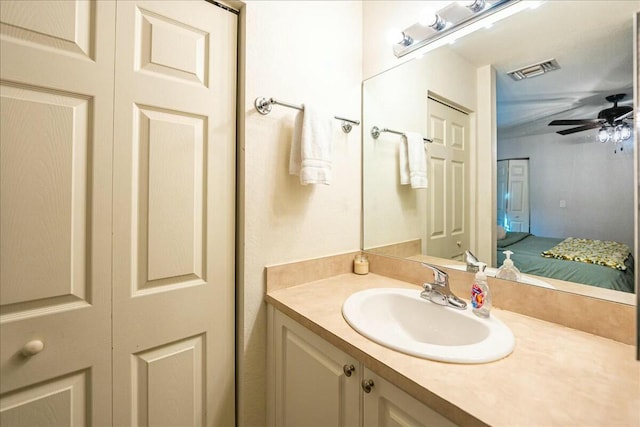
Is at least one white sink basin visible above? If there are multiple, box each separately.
[342,288,514,364]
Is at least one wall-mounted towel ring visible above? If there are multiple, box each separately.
[255,96,360,134]
[371,126,433,143]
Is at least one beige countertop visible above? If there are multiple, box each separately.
[266,272,640,427]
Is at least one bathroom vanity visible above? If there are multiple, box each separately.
[265,258,639,427]
[268,307,455,427]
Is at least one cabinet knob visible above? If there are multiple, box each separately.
[343,364,355,377]
[21,339,44,357]
[361,379,375,393]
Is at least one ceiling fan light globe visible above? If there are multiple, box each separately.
[620,123,632,141]
[597,127,610,143]
[613,125,623,143]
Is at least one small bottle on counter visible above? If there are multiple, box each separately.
[353,253,369,275]
[495,250,521,281]
[471,262,491,318]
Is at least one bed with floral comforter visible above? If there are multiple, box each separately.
[497,232,634,293]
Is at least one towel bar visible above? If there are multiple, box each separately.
[254,96,360,134]
[371,126,432,143]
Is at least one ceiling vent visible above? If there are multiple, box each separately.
[507,59,560,81]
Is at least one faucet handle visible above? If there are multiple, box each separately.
[421,263,448,286]
[420,263,467,310]
[465,250,481,273]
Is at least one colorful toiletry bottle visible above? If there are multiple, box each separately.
[471,262,491,318]
[495,250,521,281]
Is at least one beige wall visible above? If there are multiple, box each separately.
[238,2,362,425]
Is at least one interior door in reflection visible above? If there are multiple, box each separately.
[426,97,470,260]
[497,159,530,232]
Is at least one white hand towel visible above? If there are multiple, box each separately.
[289,104,334,185]
[399,132,428,189]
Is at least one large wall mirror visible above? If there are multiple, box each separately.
[362,0,638,304]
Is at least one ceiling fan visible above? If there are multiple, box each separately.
[548,94,633,142]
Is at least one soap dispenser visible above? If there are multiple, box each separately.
[495,250,521,281]
[471,262,491,318]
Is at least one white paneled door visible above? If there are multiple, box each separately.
[497,159,530,232]
[112,2,236,426]
[497,160,509,230]
[1,1,236,425]
[426,97,470,261]
[0,1,116,424]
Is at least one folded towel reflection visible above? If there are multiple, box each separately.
[289,104,334,185]
[399,131,428,189]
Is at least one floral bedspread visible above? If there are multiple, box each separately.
[541,237,631,271]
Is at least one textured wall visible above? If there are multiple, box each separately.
[238,2,363,425]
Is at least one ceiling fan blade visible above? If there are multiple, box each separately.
[548,119,603,126]
[556,122,602,135]
[615,110,633,122]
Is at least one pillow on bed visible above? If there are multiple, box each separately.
[497,225,506,240]
[498,232,532,248]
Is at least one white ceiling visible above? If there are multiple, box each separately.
[447,0,638,139]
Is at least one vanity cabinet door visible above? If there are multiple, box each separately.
[271,309,360,427]
[362,368,456,427]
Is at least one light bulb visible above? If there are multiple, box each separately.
[459,0,486,12]
[597,127,610,143]
[621,123,632,140]
[613,125,622,143]
[386,28,404,45]
[419,9,447,30]
[400,32,413,46]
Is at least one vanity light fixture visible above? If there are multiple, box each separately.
[462,0,487,13]
[420,10,447,31]
[391,0,521,58]
[387,29,414,46]
[398,32,414,46]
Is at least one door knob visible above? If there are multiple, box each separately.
[361,379,375,393]
[343,364,355,377]
[21,340,44,357]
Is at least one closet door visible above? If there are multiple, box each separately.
[0,1,115,424]
[112,2,237,425]
[497,160,509,228]
[505,159,530,232]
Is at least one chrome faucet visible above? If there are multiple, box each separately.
[420,263,467,310]
[465,250,481,273]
